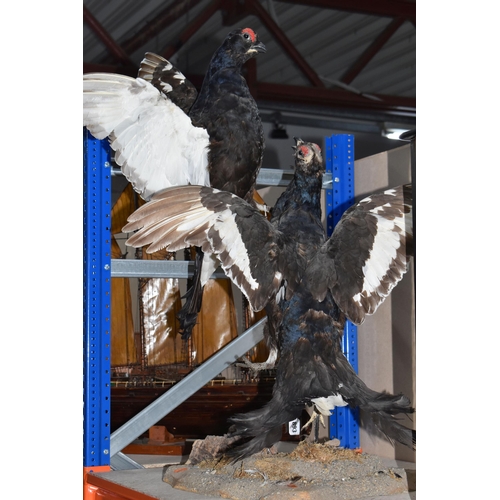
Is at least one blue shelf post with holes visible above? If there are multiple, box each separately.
[324,134,360,449]
[83,129,112,472]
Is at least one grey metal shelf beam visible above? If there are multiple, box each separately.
[112,166,332,189]
[111,259,228,279]
[256,168,332,188]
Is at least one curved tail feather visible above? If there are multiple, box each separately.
[225,389,302,461]
[177,247,205,340]
[335,355,415,450]
[367,411,416,450]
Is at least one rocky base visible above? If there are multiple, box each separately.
[162,437,409,499]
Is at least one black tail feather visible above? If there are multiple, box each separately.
[335,356,415,450]
[366,411,416,450]
[177,247,205,340]
[225,425,283,462]
[224,390,302,461]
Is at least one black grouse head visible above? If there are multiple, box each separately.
[293,138,324,177]
[218,28,266,67]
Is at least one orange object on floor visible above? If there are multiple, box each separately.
[84,466,109,500]
[84,466,160,500]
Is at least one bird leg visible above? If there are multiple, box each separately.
[235,347,278,375]
[302,407,327,431]
[301,394,348,431]
[254,200,269,217]
[252,190,270,219]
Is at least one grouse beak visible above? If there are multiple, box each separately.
[293,137,304,150]
[252,41,266,54]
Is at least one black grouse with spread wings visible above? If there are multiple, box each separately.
[83,28,266,338]
[123,138,415,459]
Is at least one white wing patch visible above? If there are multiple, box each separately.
[83,74,210,200]
[173,71,186,82]
[276,281,286,303]
[160,62,173,72]
[200,253,218,287]
[212,211,260,292]
[353,197,407,306]
[159,82,173,93]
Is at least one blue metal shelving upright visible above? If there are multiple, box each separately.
[324,134,360,449]
[83,129,112,469]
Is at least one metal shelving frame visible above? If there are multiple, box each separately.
[83,131,359,474]
[325,134,360,449]
[83,129,112,470]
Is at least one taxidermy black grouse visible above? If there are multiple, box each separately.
[122,138,415,460]
[83,28,266,338]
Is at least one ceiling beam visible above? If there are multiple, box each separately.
[258,102,415,130]
[81,61,415,117]
[248,0,325,87]
[117,0,203,58]
[160,0,223,59]
[83,5,136,68]
[255,81,415,117]
[341,17,406,84]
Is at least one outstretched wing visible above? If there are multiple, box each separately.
[307,184,413,324]
[83,73,210,200]
[123,185,284,311]
[138,52,198,114]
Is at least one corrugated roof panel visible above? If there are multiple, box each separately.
[127,0,217,65]
[83,0,415,134]
[351,21,416,97]
[309,18,396,83]
[83,0,415,98]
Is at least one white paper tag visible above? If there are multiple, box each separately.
[288,418,300,435]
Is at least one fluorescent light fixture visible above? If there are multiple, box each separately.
[381,123,412,141]
[269,111,289,139]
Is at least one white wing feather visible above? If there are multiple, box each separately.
[83,73,210,200]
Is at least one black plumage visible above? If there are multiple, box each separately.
[122,138,415,460]
[83,28,266,338]
[137,52,198,114]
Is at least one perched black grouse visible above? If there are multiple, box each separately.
[83,28,266,338]
[122,138,415,460]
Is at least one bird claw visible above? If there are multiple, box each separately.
[236,347,277,375]
[255,201,269,217]
[301,410,326,431]
[235,357,274,375]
